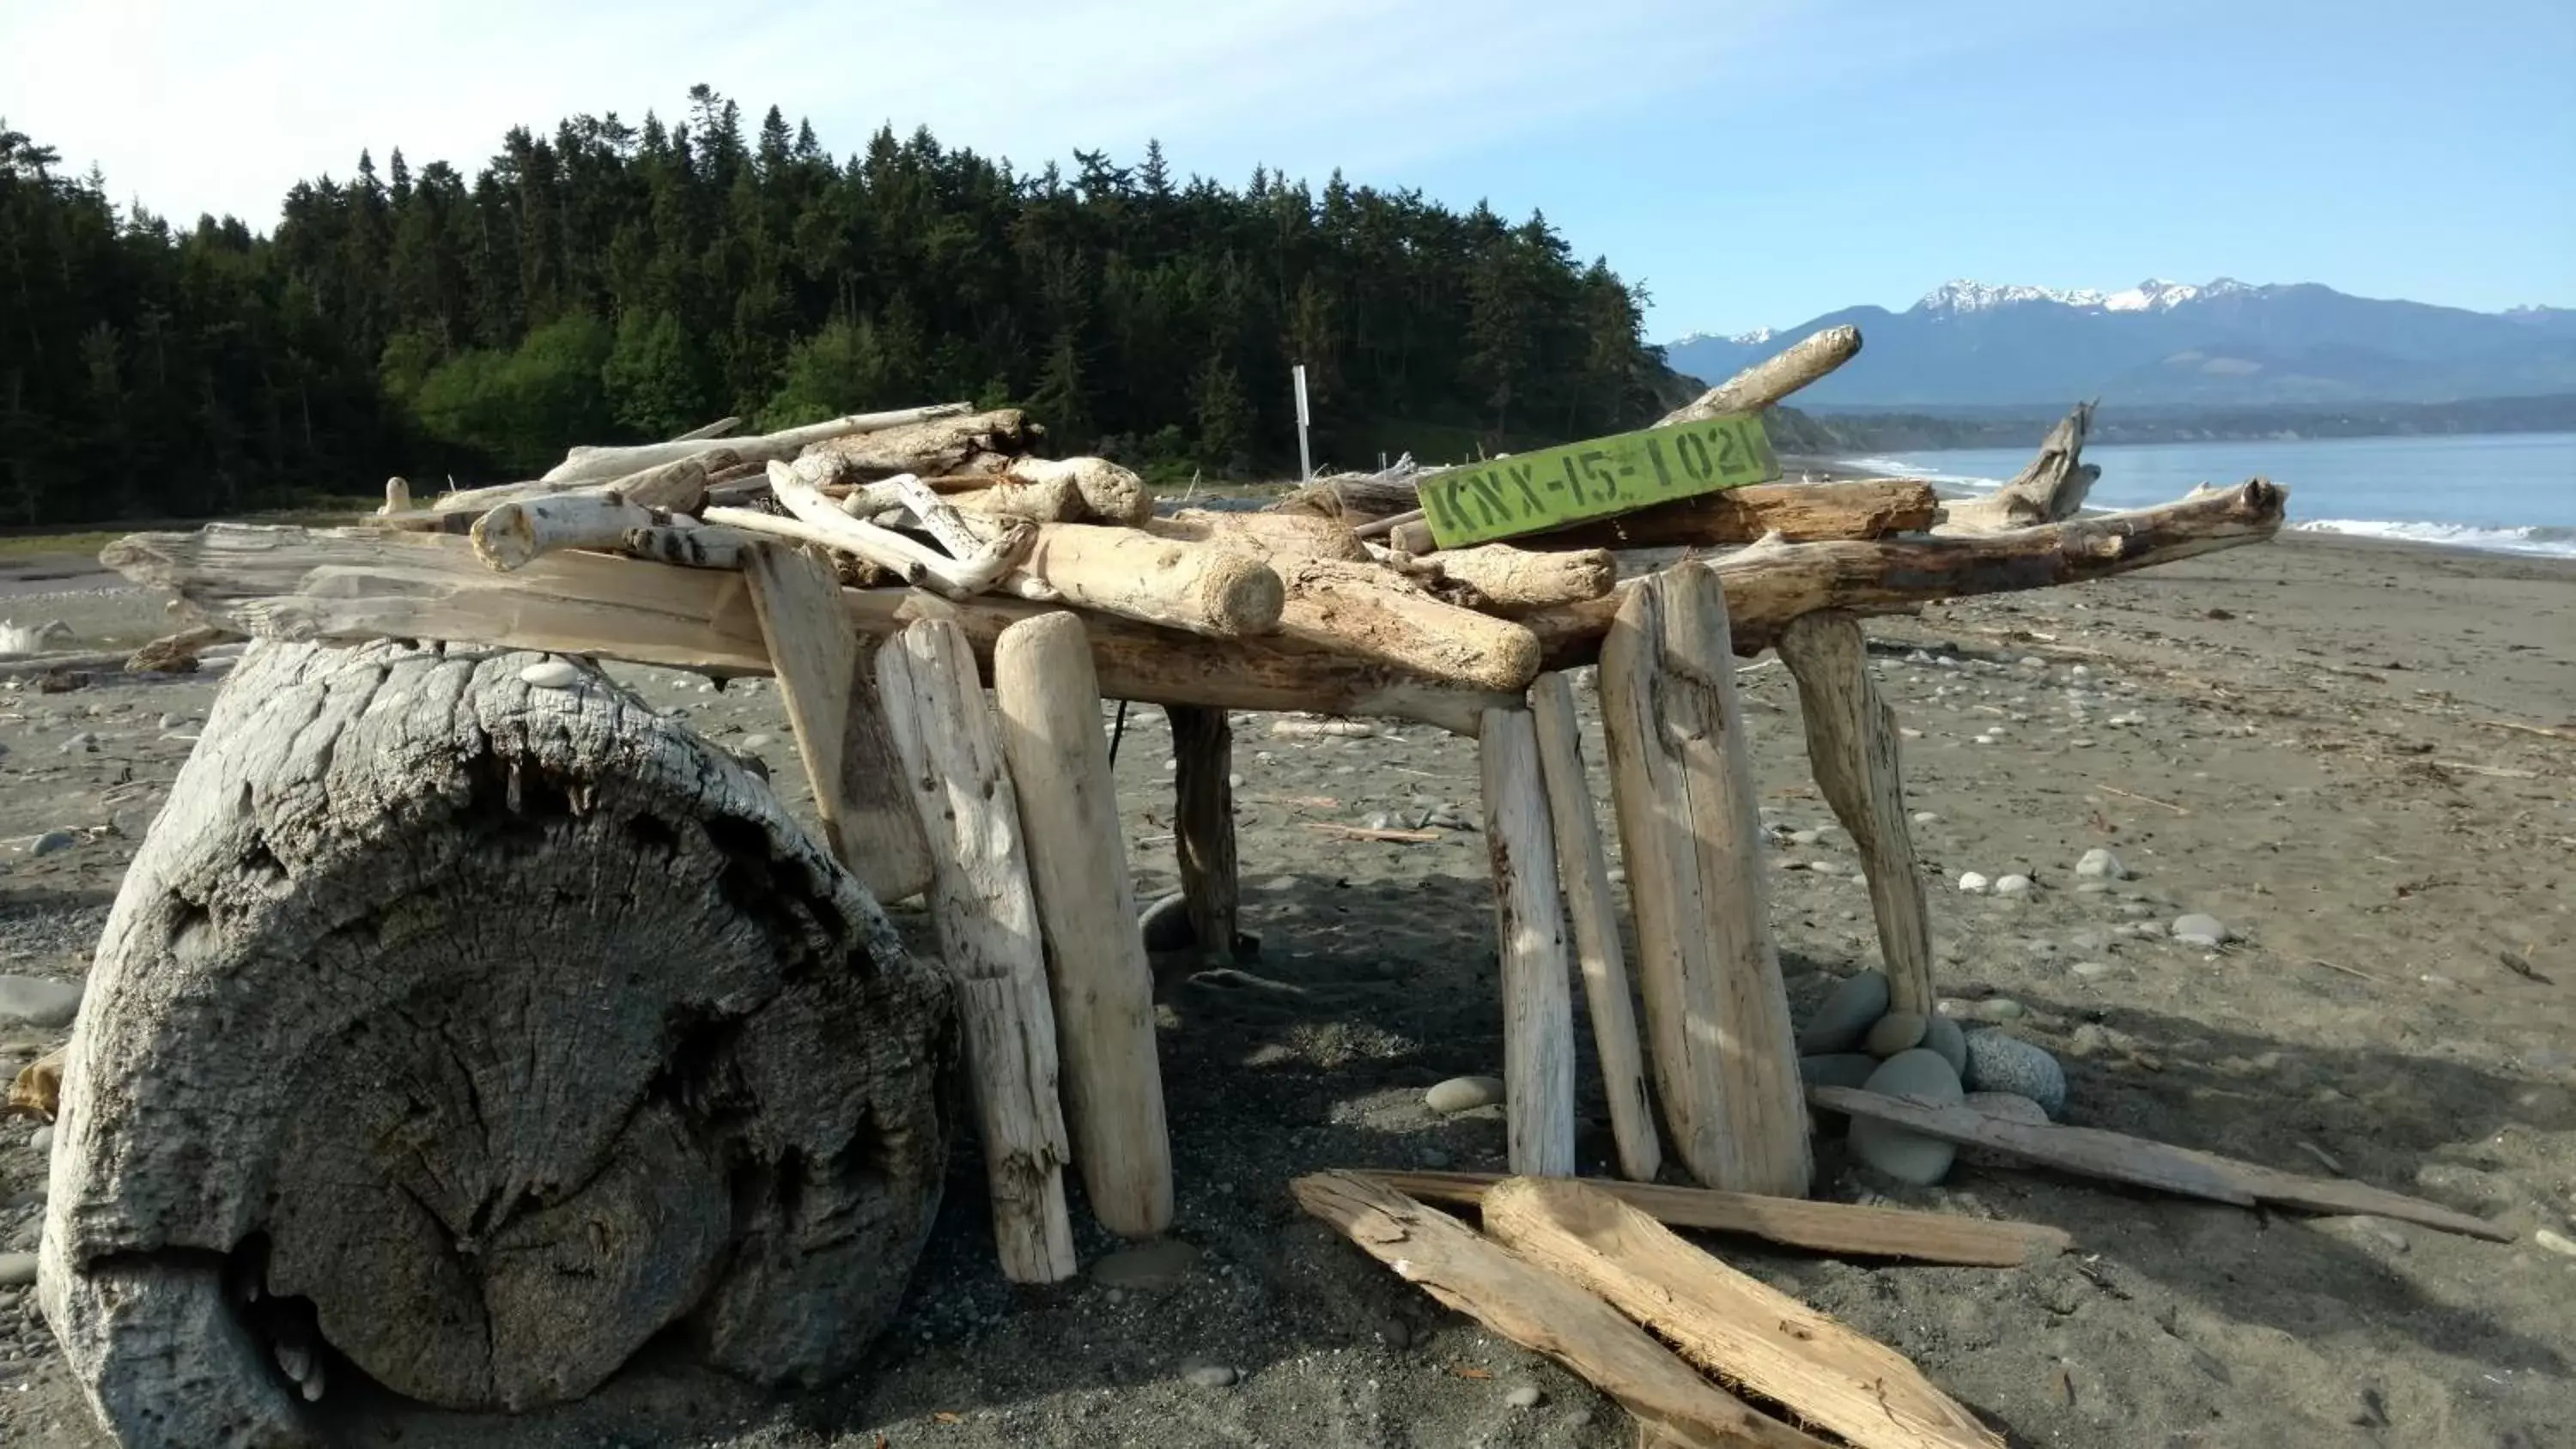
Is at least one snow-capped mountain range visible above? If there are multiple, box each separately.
[1665,279,2576,409]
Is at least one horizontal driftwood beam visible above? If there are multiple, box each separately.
[100,481,2283,737]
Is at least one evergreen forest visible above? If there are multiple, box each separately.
[0,88,1679,526]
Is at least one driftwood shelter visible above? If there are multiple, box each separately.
[28,324,2493,1448]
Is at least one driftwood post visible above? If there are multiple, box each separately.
[1529,673,1660,1182]
[740,542,935,903]
[1478,707,1577,1178]
[1165,705,1242,961]
[1597,570,1811,1196]
[878,619,1078,1283]
[1777,610,1936,1016]
[992,614,1175,1240]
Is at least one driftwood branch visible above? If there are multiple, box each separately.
[1935,403,2099,535]
[542,403,971,484]
[1658,326,1863,427]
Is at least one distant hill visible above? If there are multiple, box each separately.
[1666,280,2576,409]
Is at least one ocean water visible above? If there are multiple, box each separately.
[1839,431,2576,559]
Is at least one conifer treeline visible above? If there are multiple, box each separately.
[0,88,1674,526]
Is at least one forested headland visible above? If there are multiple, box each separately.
[0,88,1680,527]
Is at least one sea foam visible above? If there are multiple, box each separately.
[2293,518,2576,559]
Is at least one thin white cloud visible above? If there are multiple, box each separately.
[2,0,1818,223]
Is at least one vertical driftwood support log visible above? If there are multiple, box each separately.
[878,620,1078,1283]
[992,615,1175,1240]
[1778,611,1937,1016]
[1165,705,1242,961]
[1529,674,1661,1182]
[1479,707,1577,1178]
[740,542,935,903]
[1598,571,1811,1196]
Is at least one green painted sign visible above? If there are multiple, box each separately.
[1414,413,1781,549]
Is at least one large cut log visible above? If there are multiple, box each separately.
[1145,508,1371,561]
[38,640,954,1443]
[1529,675,1659,1182]
[1479,707,1577,1178]
[1166,705,1242,960]
[1658,326,1862,427]
[878,621,1079,1282]
[1274,556,1541,693]
[1358,1169,2069,1265]
[740,542,935,902]
[1599,570,1810,1195]
[798,409,1040,486]
[1018,524,1287,638]
[1403,478,1938,555]
[1935,403,2097,535]
[1291,1173,1829,1449]
[1483,1179,2002,1449]
[542,403,970,484]
[101,482,2286,739]
[1425,543,1616,614]
[992,615,1174,1240]
[1778,611,1936,1016]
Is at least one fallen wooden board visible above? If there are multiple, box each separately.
[1810,1088,2512,1241]
[1358,1169,2069,1267]
[1291,1173,1829,1449]
[1484,1178,2002,1449]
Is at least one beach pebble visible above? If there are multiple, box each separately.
[1957,871,1990,894]
[2172,913,2230,947]
[1971,997,2027,1023]
[1923,1015,1968,1074]
[519,658,582,689]
[58,731,98,755]
[158,712,185,730]
[1139,892,1195,953]
[27,1125,52,1155]
[0,974,82,1028]
[1911,811,1940,825]
[2069,961,2115,979]
[1865,1011,1928,1058]
[30,828,79,858]
[1184,1364,1240,1389]
[2076,848,2129,880]
[1959,1091,2050,1167]
[1962,1032,2067,1117]
[1849,1050,1963,1185]
[1994,874,2035,897]
[1505,1385,1545,1409]
[0,1252,35,1288]
[738,733,775,751]
[2535,1228,2576,1260]
[1425,1076,1506,1115]
[1796,970,1890,1055]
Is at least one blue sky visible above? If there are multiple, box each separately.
[4,0,2569,338]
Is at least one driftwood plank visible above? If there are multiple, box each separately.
[740,542,934,903]
[1167,705,1241,959]
[878,620,1078,1282]
[1358,1169,2069,1267]
[1483,1178,2002,1449]
[1811,1088,2512,1241]
[1479,707,1577,1178]
[1291,1173,1828,1449]
[1529,673,1659,1182]
[1599,569,1809,1195]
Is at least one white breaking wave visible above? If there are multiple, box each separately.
[1835,455,2008,489]
[2294,518,2576,559]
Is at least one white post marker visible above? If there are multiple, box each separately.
[1292,363,1314,482]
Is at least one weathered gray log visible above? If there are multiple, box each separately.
[1167,705,1242,960]
[1656,326,1862,427]
[38,640,954,1445]
[1479,707,1577,1178]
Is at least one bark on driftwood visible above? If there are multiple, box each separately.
[1934,403,2099,535]
[1656,326,1862,427]
[38,640,955,1446]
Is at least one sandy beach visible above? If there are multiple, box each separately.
[2,525,2572,1446]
